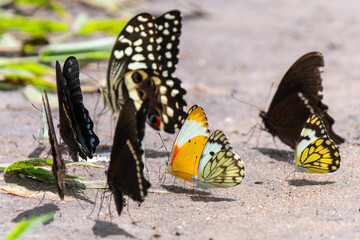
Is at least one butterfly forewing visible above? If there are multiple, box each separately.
[168,105,210,182]
[294,113,341,173]
[42,91,66,200]
[103,11,187,134]
[155,10,181,75]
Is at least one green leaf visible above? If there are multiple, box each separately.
[5,212,55,240]
[0,14,68,37]
[78,18,128,35]
[40,36,115,57]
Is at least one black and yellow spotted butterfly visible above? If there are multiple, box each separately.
[260,52,344,149]
[101,10,187,134]
[293,113,341,173]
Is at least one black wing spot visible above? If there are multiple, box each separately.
[132,72,142,83]
[210,151,214,156]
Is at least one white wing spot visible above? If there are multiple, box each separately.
[172,27,177,32]
[139,24,145,31]
[125,47,133,56]
[148,22,154,27]
[152,63,157,70]
[162,114,169,124]
[147,45,153,51]
[137,15,149,22]
[166,106,174,117]
[165,51,172,59]
[140,32,147,37]
[166,80,174,87]
[128,62,147,70]
[114,50,124,59]
[159,85,167,94]
[135,46,143,52]
[166,43,172,50]
[153,76,161,85]
[156,37,163,44]
[158,25,164,31]
[163,29,170,35]
[160,95,168,105]
[134,27,139,32]
[164,22,169,28]
[165,13,175,20]
[171,35,176,41]
[162,70,168,78]
[149,29,154,35]
[133,38,143,46]
[171,89,179,97]
[150,37,154,43]
[132,54,145,61]
[126,25,134,33]
[174,20,179,25]
[167,61,173,68]
[148,53,155,61]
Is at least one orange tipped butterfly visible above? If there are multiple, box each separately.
[107,99,151,215]
[56,57,100,161]
[42,91,66,200]
[259,52,344,149]
[101,10,187,134]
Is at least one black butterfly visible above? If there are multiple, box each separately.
[107,99,151,215]
[42,91,66,200]
[56,56,100,161]
[101,10,187,134]
[260,52,344,149]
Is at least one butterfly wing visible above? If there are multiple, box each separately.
[56,57,100,161]
[42,91,66,200]
[261,52,344,148]
[197,130,233,175]
[168,105,210,182]
[107,99,150,215]
[196,150,245,189]
[294,113,341,173]
[102,12,187,133]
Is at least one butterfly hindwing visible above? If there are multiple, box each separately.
[198,150,245,189]
[56,57,100,161]
[260,52,344,149]
[42,91,66,200]
[294,114,341,173]
[107,99,150,215]
[102,11,187,134]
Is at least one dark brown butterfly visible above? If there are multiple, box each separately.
[101,10,187,134]
[107,99,151,215]
[260,52,344,149]
[42,91,66,200]
[56,56,100,161]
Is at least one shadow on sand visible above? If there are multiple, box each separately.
[92,220,135,238]
[12,203,59,224]
[287,179,336,186]
[253,147,292,162]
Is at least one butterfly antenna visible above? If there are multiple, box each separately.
[156,132,169,159]
[263,82,275,110]
[230,94,262,111]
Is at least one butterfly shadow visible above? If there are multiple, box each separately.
[3,174,94,204]
[286,179,336,186]
[253,147,292,163]
[145,149,168,159]
[190,195,236,203]
[11,203,59,224]
[161,184,210,196]
[92,220,135,238]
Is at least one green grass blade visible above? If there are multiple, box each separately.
[78,18,127,35]
[5,212,55,240]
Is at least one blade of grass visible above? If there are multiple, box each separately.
[5,212,55,240]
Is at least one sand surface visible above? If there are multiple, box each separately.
[1,0,360,239]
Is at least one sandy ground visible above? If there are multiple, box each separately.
[1,0,360,239]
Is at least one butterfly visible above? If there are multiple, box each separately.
[101,10,187,134]
[107,99,151,215]
[167,105,245,188]
[56,56,100,161]
[42,90,66,200]
[293,113,341,173]
[259,52,344,149]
